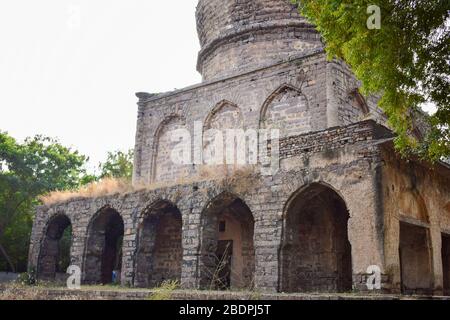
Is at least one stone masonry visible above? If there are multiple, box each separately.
[29,0,450,295]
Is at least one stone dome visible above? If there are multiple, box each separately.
[196,0,322,80]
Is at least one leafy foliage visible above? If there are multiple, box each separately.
[98,150,134,181]
[293,0,449,160]
[0,131,135,272]
[0,132,89,272]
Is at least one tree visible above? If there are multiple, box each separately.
[0,132,89,272]
[293,0,449,161]
[98,149,134,181]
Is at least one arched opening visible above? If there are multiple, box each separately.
[134,201,183,288]
[281,183,353,293]
[84,207,124,284]
[399,222,433,295]
[200,193,255,290]
[38,214,72,281]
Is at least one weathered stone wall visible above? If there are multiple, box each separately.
[132,52,387,187]
[28,0,450,297]
[381,147,450,295]
[196,0,321,80]
[30,121,402,293]
[326,61,387,127]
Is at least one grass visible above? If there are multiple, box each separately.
[40,178,133,205]
[40,165,260,206]
[0,282,82,300]
[147,280,180,300]
[0,282,436,300]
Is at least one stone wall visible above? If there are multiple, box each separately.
[381,146,450,295]
[30,120,402,293]
[132,51,388,187]
[195,0,322,80]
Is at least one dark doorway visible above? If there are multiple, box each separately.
[281,183,353,293]
[84,208,124,284]
[200,193,254,290]
[135,201,183,288]
[399,222,433,295]
[38,214,72,281]
[442,233,450,296]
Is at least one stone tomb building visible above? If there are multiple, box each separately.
[29,0,450,295]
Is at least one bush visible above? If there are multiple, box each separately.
[17,268,36,286]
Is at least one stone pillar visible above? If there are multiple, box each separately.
[252,197,283,293]
[69,217,87,275]
[383,212,402,293]
[28,206,47,273]
[343,172,388,292]
[180,200,203,289]
[121,218,137,287]
[430,227,444,295]
[326,62,340,128]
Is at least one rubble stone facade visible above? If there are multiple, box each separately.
[29,0,450,295]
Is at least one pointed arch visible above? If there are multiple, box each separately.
[280,182,352,293]
[259,84,310,137]
[37,213,72,281]
[203,100,243,131]
[203,100,243,166]
[199,191,255,290]
[347,88,370,115]
[83,205,124,284]
[150,114,187,183]
[134,199,183,287]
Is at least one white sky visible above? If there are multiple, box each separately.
[0,1,438,173]
[0,0,201,172]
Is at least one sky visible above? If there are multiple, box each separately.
[0,0,201,172]
[0,1,439,173]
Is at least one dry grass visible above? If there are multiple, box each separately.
[40,178,134,206]
[0,283,82,300]
[41,165,260,206]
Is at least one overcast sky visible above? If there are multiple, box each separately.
[0,0,201,172]
[0,1,438,174]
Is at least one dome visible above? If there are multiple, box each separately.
[196,0,322,80]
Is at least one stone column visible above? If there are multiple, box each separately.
[252,194,283,293]
[430,227,444,295]
[343,171,387,292]
[326,62,340,128]
[121,218,138,287]
[28,206,47,273]
[180,199,203,289]
[383,210,402,293]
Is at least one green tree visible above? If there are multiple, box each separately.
[98,149,134,180]
[293,0,449,161]
[0,132,89,272]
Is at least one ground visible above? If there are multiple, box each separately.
[1,283,449,300]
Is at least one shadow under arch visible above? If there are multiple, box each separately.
[83,206,124,284]
[37,213,72,281]
[134,199,183,288]
[199,192,255,290]
[279,182,353,293]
